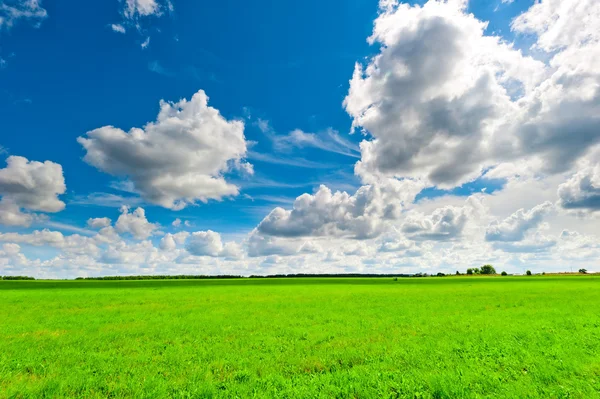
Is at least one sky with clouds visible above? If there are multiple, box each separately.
[0,0,598,278]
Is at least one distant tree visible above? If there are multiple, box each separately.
[473,267,480,274]
[526,270,532,276]
[456,271,460,275]
[579,269,587,274]
[466,268,473,275]
[501,271,508,276]
[480,265,497,275]
[436,272,445,277]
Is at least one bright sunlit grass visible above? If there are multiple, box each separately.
[1,276,599,398]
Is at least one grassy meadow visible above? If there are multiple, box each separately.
[1,276,599,398]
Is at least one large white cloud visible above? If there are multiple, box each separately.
[78,90,252,210]
[257,178,423,240]
[0,156,66,226]
[0,0,47,30]
[344,0,600,188]
[344,0,546,188]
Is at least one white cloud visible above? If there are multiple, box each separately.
[123,0,160,19]
[511,0,599,53]
[558,165,600,212]
[0,156,66,226]
[185,230,242,258]
[402,197,484,242]
[486,202,554,242]
[115,206,158,240]
[159,233,176,251]
[111,23,126,33]
[0,0,47,30]
[272,128,360,158]
[87,217,112,229]
[78,90,251,210]
[257,178,424,240]
[344,0,600,190]
[140,36,150,49]
[344,0,545,188]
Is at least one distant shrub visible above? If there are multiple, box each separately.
[579,269,587,274]
[1,276,35,280]
[455,271,460,275]
[526,270,532,276]
[436,272,445,277]
[77,275,243,281]
[501,271,508,276]
[480,265,497,275]
[542,272,546,275]
[466,268,473,275]
[393,277,398,281]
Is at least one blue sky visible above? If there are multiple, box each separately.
[0,0,599,277]
[0,0,528,231]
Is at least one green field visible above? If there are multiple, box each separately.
[1,277,599,398]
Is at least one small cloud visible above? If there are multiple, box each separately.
[110,23,126,34]
[148,60,173,77]
[141,36,150,49]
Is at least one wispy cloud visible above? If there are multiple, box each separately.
[40,221,96,236]
[247,151,335,169]
[148,60,174,77]
[275,128,360,158]
[256,120,360,158]
[70,192,143,208]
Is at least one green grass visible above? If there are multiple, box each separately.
[1,276,599,398]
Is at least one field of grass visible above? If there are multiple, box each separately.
[1,276,599,398]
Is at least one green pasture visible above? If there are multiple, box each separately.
[1,276,599,398]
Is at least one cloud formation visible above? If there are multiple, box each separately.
[257,178,423,240]
[78,90,252,210]
[115,206,158,240]
[0,156,66,226]
[558,166,600,211]
[485,202,554,242]
[344,0,599,188]
[0,0,47,30]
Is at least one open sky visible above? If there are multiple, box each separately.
[0,0,599,278]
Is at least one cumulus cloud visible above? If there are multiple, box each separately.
[87,217,112,229]
[257,178,424,240]
[0,0,47,30]
[185,230,242,258]
[401,197,484,242]
[344,0,546,188]
[486,202,554,242]
[115,206,158,240]
[0,156,66,226]
[78,90,252,210]
[344,0,600,189]
[123,0,160,19]
[558,165,600,211]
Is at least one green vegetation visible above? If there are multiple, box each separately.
[480,265,497,275]
[1,275,35,280]
[501,271,508,276]
[1,276,599,398]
